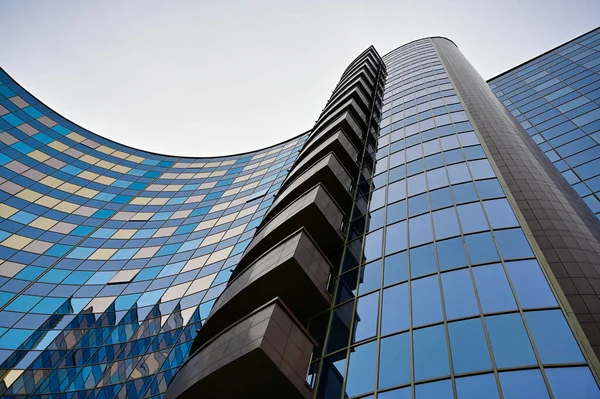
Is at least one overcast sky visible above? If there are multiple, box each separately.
[1,0,598,157]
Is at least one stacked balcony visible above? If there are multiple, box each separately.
[165,46,385,399]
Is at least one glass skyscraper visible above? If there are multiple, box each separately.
[1,28,600,399]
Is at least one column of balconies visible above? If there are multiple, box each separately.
[164,46,386,399]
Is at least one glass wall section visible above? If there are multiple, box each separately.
[313,38,600,399]
[0,68,308,398]
[489,28,600,218]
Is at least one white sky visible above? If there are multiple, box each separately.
[0,0,598,157]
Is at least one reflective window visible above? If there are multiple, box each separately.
[415,379,453,398]
[546,367,600,399]
[346,341,377,397]
[410,244,437,278]
[499,369,550,399]
[473,263,517,313]
[465,232,500,265]
[486,313,536,367]
[442,269,478,319]
[378,333,410,388]
[364,229,383,262]
[353,292,379,342]
[437,237,468,271]
[384,251,408,286]
[525,309,584,363]
[412,275,443,327]
[432,207,460,239]
[381,283,409,335]
[506,260,557,308]
[495,228,534,260]
[413,324,449,381]
[448,318,492,373]
[483,198,519,228]
[455,373,500,399]
[358,260,382,294]
[458,202,489,233]
[386,222,407,255]
[408,213,433,246]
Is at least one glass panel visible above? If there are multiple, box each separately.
[455,373,500,399]
[410,244,437,278]
[384,251,408,286]
[346,341,377,397]
[408,213,433,246]
[437,237,468,271]
[442,268,479,319]
[317,355,346,399]
[358,260,382,295]
[473,263,517,313]
[388,200,407,224]
[486,313,536,368]
[352,292,379,343]
[494,228,534,260]
[483,199,519,228]
[432,207,460,239]
[364,229,383,262]
[525,309,584,363]
[505,260,557,308]
[413,324,449,381]
[448,318,492,373]
[546,367,600,399]
[465,232,500,265]
[499,369,550,399]
[378,387,412,399]
[381,283,409,335]
[415,379,453,398]
[457,202,489,233]
[378,332,410,389]
[385,221,407,255]
[412,275,443,327]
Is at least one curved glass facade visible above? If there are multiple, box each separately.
[3,30,600,399]
[0,68,308,398]
[311,38,600,398]
[489,28,600,218]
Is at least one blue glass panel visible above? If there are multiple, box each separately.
[546,367,600,399]
[378,387,411,399]
[378,333,410,389]
[442,269,478,319]
[345,341,377,397]
[473,263,517,313]
[413,324,449,381]
[381,283,409,335]
[384,251,408,286]
[525,309,584,363]
[411,275,442,327]
[415,379,453,398]
[358,260,382,294]
[455,373,500,399]
[486,313,536,367]
[432,207,460,239]
[457,202,489,233]
[499,369,550,399]
[465,232,500,265]
[437,237,468,271]
[494,228,534,260]
[352,292,379,343]
[483,199,519,228]
[410,244,437,278]
[448,318,492,373]
[506,260,557,308]
[408,213,433,246]
[385,222,407,255]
